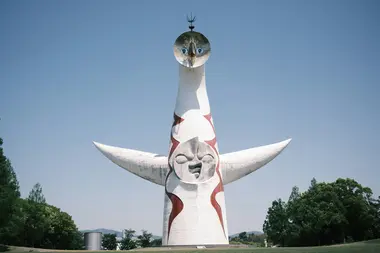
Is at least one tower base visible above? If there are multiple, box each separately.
[131,244,251,251]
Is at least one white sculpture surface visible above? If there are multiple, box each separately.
[93,22,291,246]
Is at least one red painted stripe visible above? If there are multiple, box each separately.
[169,135,180,159]
[172,113,185,127]
[165,113,186,242]
[203,113,216,134]
[166,189,184,239]
[206,137,226,236]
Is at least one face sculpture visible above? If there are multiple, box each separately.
[170,137,217,184]
[173,31,211,68]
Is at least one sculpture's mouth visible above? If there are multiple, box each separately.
[189,162,202,179]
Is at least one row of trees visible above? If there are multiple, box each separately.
[102,229,162,250]
[229,232,267,247]
[263,177,380,247]
[0,137,83,249]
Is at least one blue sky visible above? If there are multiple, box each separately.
[1,0,379,236]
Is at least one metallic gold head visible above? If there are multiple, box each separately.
[173,31,211,68]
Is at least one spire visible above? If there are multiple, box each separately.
[187,13,196,31]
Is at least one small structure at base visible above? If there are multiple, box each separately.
[84,232,102,250]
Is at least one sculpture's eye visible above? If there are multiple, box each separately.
[201,154,214,163]
[181,48,188,55]
[175,155,188,164]
[197,48,203,54]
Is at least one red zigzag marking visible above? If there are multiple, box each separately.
[204,114,226,236]
[165,176,184,239]
[206,137,226,236]
[172,113,185,127]
[204,113,216,134]
[169,113,184,158]
[169,135,179,159]
[165,113,185,241]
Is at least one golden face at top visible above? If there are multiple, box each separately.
[173,31,211,68]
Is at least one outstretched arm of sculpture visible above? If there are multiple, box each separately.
[93,142,169,186]
[220,138,291,185]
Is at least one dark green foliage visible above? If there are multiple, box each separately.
[119,229,137,250]
[137,230,153,248]
[229,232,267,246]
[263,178,380,247]
[102,233,117,250]
[0,245,9,252]
[0,138,20,233]
[23,188,50,248]
[263,198,289,246]
[1,188,83,250]
[238,232,248,241]
[150,238,162,247]
[0,198,28,246]
[40,205,84,250]
[27,183,46,204]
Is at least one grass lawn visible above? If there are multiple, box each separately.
[4,239,380,253]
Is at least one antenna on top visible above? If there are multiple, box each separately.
[187,13,196,31]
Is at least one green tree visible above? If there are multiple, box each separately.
[0,137,20,237]
[119,229,137,250]
[23,183,50,248]
[249,233,267,246]
[370,196,380,238]
[28,183,46,204]
[150,238,162,247]
[263,198,289,246]
[137,230,152,248]
[294,181,347,246]
[333,178,376,241]
[288,186,301,203]
[0,198,28,246]
[41,205,83,249]
[285,186,302,246]
[309,177,317,190]
[238,231,248,241]
[263,177,380,247]
[102,233,117,250]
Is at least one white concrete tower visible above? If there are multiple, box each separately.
[93,17,291,246]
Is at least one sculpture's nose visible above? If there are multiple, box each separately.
[189,42,196,57]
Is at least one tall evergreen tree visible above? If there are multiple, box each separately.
[28,183,46,204]
[0,137,21,242]
[24,183,49,247]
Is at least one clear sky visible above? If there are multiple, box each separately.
[1,0,379,236]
